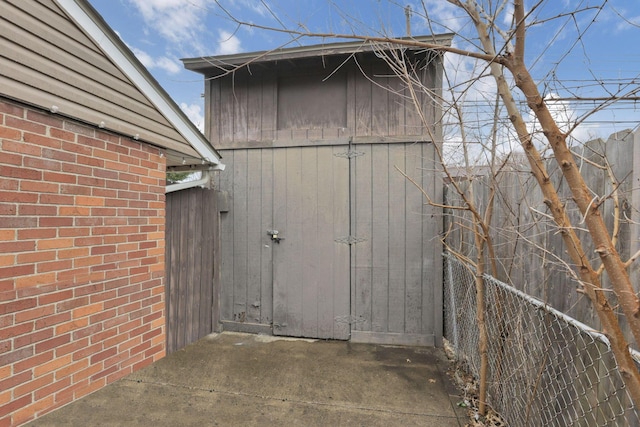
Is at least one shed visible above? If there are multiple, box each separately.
[184,35,451,346]
[0,0,222,424]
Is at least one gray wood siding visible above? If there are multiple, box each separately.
[0,0,199,157]
[350,142,441,346]
[219,149,275,330]
[217,142,442,345]
[165,187,218,353]
[209,48,444,345]
[206,54,439,150]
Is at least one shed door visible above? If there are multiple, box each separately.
[271,146,350,339]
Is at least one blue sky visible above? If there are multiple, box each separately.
[87,0,639,145]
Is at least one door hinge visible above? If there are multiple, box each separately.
[334,150,365,159]
[335,236,367,245]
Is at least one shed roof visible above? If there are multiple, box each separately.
[0,0,223,170]
[183,34,453,76]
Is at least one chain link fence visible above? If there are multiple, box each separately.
[444,252,640,426]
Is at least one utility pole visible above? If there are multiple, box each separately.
[405,5,411,36]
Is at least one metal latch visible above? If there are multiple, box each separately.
[267,230,284,244]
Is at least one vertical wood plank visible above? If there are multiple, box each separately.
[371,144,390,332]
[246,149,263,323]
[285,147,303,336]
[422,142,441,338]
[404,142,425,334]
[232,150,249,323]
[387,70,405,137]
[353,144,373,331]
[405,62,424,136]
[272,147,289,335]
[316,146,336,338]
[371,61,389,137]
[247,76,262,142]
[219,151,234,322]
[260,149,274,325]
[332,146,351,340]
[165,189,176,351]
[233,77,249,142]
[261,70,277,141]
[206,78,219,142]
[346,68,356,136]
[220,80,235,145]
[301,147,319,337]
[189,189,202,342]
[201,188,216,336]
[176,189,189,345]
[388,144,406,332]
[355,61,372,137]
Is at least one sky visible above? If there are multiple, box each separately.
[87,0,639,153]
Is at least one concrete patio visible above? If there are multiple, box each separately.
[26,332,467,426]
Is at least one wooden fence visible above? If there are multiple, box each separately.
[165,186,219,353]
[444,129,640,334]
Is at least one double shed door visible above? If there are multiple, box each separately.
[219,142,439,344]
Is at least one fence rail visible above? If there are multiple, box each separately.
[444,252,640,426]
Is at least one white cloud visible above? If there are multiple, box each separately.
[180,102,205,132]
[131,47,182,75]
[525,93,595,148]
[215,30,242,55]
[126,0,213,52]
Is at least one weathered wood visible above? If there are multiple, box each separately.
[277,71,348,131]
[424,142,443,342]
[371,144,390,333]
[300,147,319,336]
[232,151,249,323]
[207,46,444,345]
[404,142,424,334]
[371,61,390,137]
[270,145,352,339]
[272,147,288,334]
[331,145,351,339]
[165,187,217,353]
[246,150,263,324]
[388,143,407,333]
[261,70,277,142]
[219,151,235,322]
[353,144,373,332]
[260,149,274,325]
[219,77,236,147]
[445,132,639,341]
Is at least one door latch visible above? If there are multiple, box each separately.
[267,230,284,244]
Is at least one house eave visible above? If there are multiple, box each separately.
[182,33,454,75]
[55,0,224,170]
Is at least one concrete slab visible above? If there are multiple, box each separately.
[26,332,467,426]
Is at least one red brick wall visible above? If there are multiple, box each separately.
[0,99,166,426]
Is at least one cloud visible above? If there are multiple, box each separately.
[412,0,466,34]
[180,102,205,132]
[525,93,595,148]
[126,0,213,52]
[130,47,182,75]
[214,30,242,55]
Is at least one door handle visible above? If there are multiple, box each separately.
[267,230,284,244]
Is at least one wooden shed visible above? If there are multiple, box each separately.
[184,35,451,346]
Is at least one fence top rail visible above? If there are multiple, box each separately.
[443,251,640,364]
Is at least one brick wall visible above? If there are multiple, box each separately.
[0,98,166,426]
